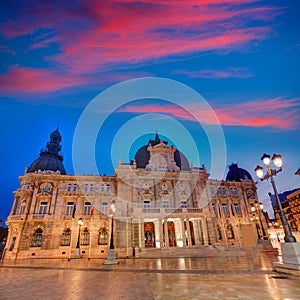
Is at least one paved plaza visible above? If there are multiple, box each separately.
[1,249,300,300]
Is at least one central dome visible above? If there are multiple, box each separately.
[133,132,190,171]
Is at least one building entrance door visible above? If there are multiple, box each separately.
[144,222,156,248]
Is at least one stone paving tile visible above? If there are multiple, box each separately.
[0,251,300,300]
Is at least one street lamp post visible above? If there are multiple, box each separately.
[103,199,119,265]
[75,217,83,258]
[255,153,296,243]
[250,201,268,240]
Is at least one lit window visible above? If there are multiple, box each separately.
[84,202,91,215]
[38,202,48,215]
[66,202,75,215]
[98,227,108,245]
[31,228,43,247]
[80,228,90,245]
[61,228,71,246]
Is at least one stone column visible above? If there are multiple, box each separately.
[29,183,39,214]
[49,184,58,215]
[202,218,209,246]
[186,219,192,247]
[181,218,187,247]
[159,219,164,248]
[164,218,169,247]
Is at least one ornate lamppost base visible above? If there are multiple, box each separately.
[103,249,119,265]
[273,242,300,274]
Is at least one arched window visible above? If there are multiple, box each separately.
[61,228,71,246]
[98,227,108,245]
[80,228,90,245]
[84,202,91,215]
[32,228,43,247]
[19,200,26,215]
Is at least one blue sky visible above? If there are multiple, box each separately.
[0,0,300,222]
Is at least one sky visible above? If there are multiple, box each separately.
[0,0,300,223]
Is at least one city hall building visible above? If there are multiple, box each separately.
[4,129,266,260]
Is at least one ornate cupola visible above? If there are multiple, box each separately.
[26,128,66,175]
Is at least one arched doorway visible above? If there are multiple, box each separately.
[167,221,176,247]
[144,222,156,248]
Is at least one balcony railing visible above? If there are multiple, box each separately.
[32,214,45,220]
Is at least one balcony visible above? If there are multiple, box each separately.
[32,214,45,220]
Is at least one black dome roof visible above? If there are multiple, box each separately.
[133,133,190,171]
[27,128,66,175]
[226,163,252,182]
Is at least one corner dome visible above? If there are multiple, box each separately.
[226,163,252,182]
[27,128,66,175]
[133,132,190,171]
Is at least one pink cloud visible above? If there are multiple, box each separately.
[0,66,151,94]
[175,67,254,79]
[1,1,283,75]
[117,97,300,129]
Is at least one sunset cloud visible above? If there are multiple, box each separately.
[117,97,300,129]
[0,0,284,94]
[175,67,254,79]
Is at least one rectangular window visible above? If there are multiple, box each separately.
[84,184,88,192]
[38,202,48,214]
[67,184,72,192]
[101,202,108,215]
[73,184,77,192]
[162,200,169,208]
[234,203,241,214]
[90,184,94,192]
[66,202,74,215]
[84,202,91,215]
[180,200,187,208]
[222,202,229,215]
[143,200,150,209]
[106,184,110,192]
[211,203,217,214]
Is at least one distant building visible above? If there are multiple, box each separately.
[4,129,266,260]
[287,189,300,232]
[295,168,300,176]
[269,189,300,233]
